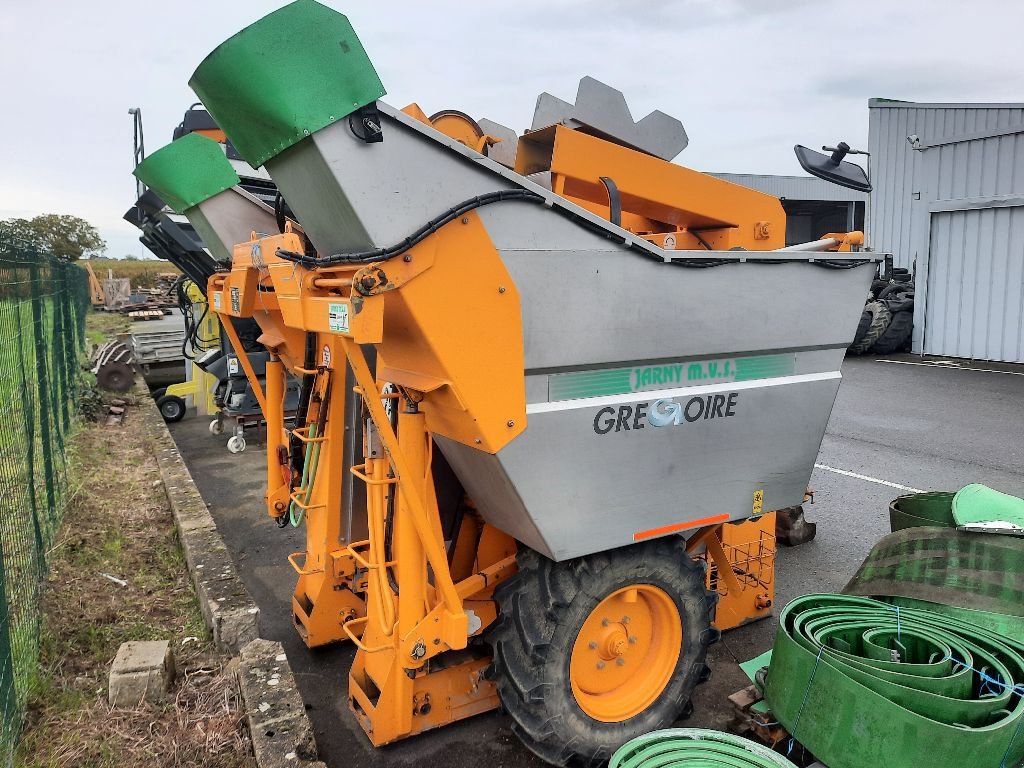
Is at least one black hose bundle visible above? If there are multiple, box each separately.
[174,275,218,361]
[272,189,870,272]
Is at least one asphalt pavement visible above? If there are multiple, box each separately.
[168,353,1024,768]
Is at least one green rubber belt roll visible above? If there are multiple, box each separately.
[609,729,798,768]
[765,594,1024,768]
[844,526,1024,639]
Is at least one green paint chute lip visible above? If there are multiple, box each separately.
[133,133,240,214]
[188,0,387,169]
[953,483,1024,530]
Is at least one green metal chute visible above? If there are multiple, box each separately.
[955,484,1024,530]
[610,729,798,768]
[133,132,240,214]
[189,0,386,169]
[765,594,1024,768]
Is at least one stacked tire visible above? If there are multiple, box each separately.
[849,269,914,355]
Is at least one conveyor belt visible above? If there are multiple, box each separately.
[765,594,1024,768]
[610,728,798,768]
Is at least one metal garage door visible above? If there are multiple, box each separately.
[923,206,1024,362]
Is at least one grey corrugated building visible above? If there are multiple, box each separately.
[710,173,866,246]
[869,99,1024,363]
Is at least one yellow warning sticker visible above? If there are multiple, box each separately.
[752,489,764,516]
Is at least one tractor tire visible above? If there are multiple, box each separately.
[486,540,718,767]
[851,309,872,350]
[870,309,913,354]
[877,283,905,301]
[849,301,891,355]
[156,394,186,423]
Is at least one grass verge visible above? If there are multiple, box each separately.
[84,312,130,346]
[13,391,253,768]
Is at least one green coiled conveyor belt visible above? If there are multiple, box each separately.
[609,729,798,768]
[764,594,1024,768]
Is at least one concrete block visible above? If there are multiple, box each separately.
[236,639,322,768]
[109,640,175,707]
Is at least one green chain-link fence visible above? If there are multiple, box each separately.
[0,232,89,764]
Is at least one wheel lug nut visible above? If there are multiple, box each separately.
[616,658,625,666]
[597,661,605,669]
[588,641,597,650]
[601,618,609,627]
[629,635,637,644]
[622,616,630,624]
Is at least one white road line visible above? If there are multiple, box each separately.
[875,359,1024,376]
[813,464,924,493]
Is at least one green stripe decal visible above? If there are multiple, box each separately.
[548,354,796,401]
[189,0,386,168]
[549,371,632,400]
[133,133,240,214]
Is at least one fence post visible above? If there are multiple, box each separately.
[52,265,70,434]
[28,263,58,546]
[0,539,19,756]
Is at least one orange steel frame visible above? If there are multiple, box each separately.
[205,122,861,745]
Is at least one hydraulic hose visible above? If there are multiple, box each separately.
[288,423,319,527]
[764,594,1024,768]
[610,729,798,768]
[272,191,868,272]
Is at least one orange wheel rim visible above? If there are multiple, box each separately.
[569,584,682,722]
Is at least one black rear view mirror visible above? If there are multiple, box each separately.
[794,142,871,193]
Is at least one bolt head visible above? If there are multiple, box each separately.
[461,216,470,224]
[601,618,610,627]
[498,286,506,293]
[588,641,597,650]
[403,254,412,262]
[629,635,637,644]
[596,661,605,669]
[621,616,630,624]
[506,420,515,428]
[616,658,625,666]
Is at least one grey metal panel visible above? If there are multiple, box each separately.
[904,126,1024,360]
[497,251,874,372]
[188,187,278,263]
[708,174,867,203]
[922,206,1024,363]
[868,100,1024,271]
[258,96,881,561]
[531,77,688,161]
[438,371,842,561]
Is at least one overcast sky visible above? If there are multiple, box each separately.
[3,0,1023,259]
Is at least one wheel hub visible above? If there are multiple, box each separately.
[569,584,682,722]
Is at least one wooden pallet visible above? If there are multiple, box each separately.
[727,684,790,748]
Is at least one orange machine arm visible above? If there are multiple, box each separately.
[516,125,786,251]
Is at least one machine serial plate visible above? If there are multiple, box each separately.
[328,302,350,333]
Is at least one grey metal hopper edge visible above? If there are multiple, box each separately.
[185,186,279,264]
[256,99,881,561]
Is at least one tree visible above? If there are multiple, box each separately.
[0,214,106,261]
